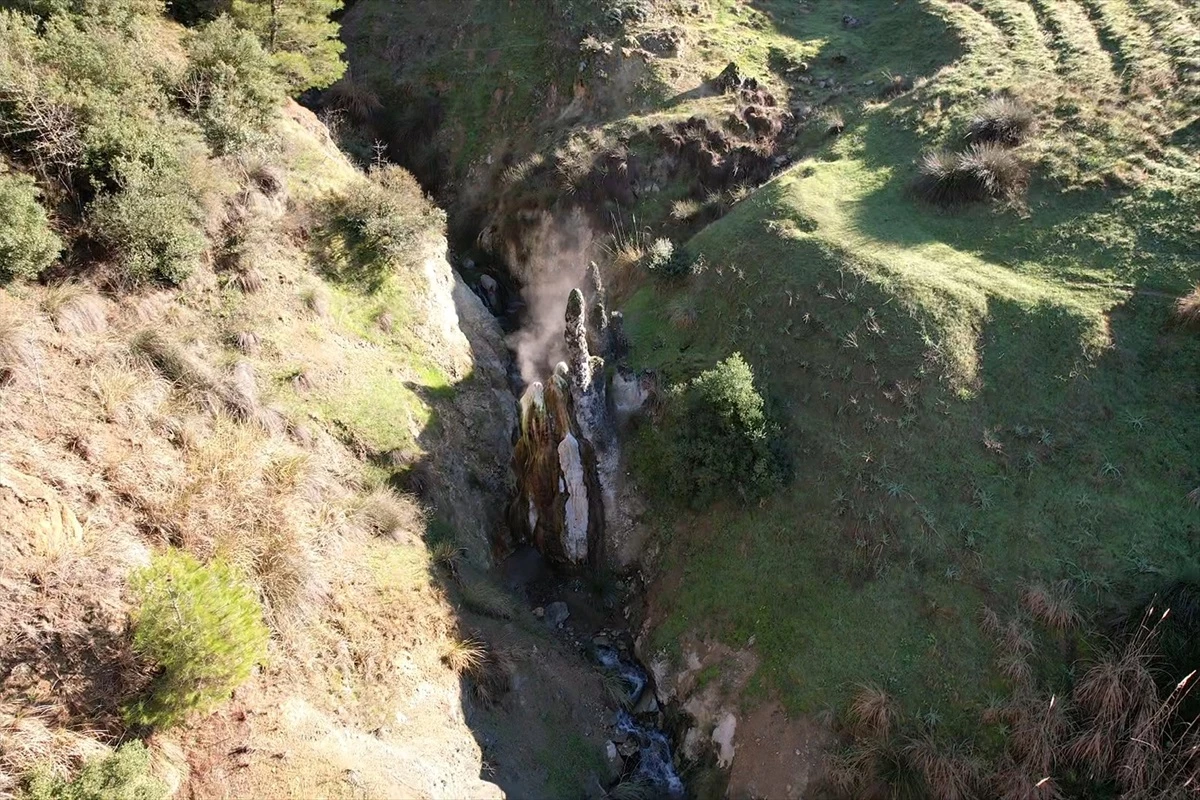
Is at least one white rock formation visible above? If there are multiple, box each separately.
[557,432,590,563]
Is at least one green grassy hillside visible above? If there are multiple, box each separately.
[626,0,1200,731]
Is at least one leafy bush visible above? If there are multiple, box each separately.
[966,95,1036,146]
[230,0,345,93]
[661,353,787,506]
[914,143,1027,207]
[318,165,444,289]
[182,15,282,153]
[88,162,206,284]
[23,742,167,800]
[645,236,699,279]
[125,549,269,729]
[0,166,61,281]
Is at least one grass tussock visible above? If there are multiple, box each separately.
[1021,582,1080,632]
[1174,286,1200,329]
[903,734,980,800]
[848,684,898,740]
[456,575,517,620]
[967,96,1036,147]
[354,487,424,540]
[137,418,330,625]
[441,635,511,708]
[41,285,108,337]
[302,285,331,318]
[915,144,1028,207]
[0,309,36,387]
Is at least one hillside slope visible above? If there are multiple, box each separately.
[339,0,1200,794]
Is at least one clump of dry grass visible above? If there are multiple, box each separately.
[231,266,265,294]
[1021,582,1080,632]
[967,96,1036,146]
[354,487,424,540]
[41,284,108,336]
[456,575,516,620]
[234,330,261,355]
[441,636,486,675]
[848,684,898,740]
[1007,695,1070,775]
[667,296,698,330]
[879,72,914,99]
[1174,286,1200,329]
[325,73,383,122]
[0,309,36,386]
[915,144,1028,207]
[302,285,331,318]
[131,329,213,396]
[903,734,981,800]
[138,418,328,626]
[440,635,511,708]
[429,541,464,576]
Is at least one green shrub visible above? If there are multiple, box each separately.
[23,742,166,800]
[661,353,787,506]
[0,167,61,281]
[182,15,281,153]
[88,162,205,284]
[229,0,345,93]
[644,236,700,279]
[318,165,444,289]
[125,549,269,729]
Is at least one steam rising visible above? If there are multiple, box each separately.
[506,210,599,383]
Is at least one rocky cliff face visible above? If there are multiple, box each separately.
[510,270,648,570]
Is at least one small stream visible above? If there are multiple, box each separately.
[597,647,686,797]
[502,546,686,798]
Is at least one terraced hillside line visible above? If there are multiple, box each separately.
[975,0,1060,76]
[1076,0,1177,94]
[928,0,1018,85]
[1125,0,1200,94]
[1027,0,1121,94]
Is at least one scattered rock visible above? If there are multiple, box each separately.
[585,773,607,800]
[842,14,862,28]
[603,740,623,782]
[713,713,738,768]
[533,606,545,618]
[633,689,659,716]
[638,28,684,58]
[544,601,570,628]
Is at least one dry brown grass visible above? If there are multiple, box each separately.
[136,417,333,625]
[455,573,516,621]
[354,487,424,540]
[667,296,699,330]
[847,684,897,740]
[1021,582,1080,632]
[903,734,980,800]
[440,636,486,675]
[234,330,261,354]
[1174,286,1200,329]
[988,756,1063,800]
[303,285,331,318]
[41,284,108,337]
[1007,695,1070,775]
[231,266,266,295]
[0,307,37,387]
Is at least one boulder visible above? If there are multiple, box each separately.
[544,601,570,629]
